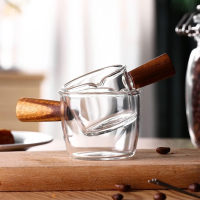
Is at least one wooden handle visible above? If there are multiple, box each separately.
[16,98,62,122]
[128,53,175,89]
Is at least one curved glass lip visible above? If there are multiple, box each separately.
[63,65,125,89]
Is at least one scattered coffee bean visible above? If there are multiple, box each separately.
[156,147,170,154]
[112,193,123,200]
[188,183,200,192]
[153,192,166,200]
[115,184,131,192]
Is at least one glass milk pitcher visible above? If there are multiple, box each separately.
[176,5,200,147]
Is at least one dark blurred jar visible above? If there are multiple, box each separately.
[186,40,200,147]
[176,5,200,147]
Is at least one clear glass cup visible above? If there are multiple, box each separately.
[59,65,140,160]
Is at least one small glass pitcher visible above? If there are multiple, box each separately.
[15,54,175,160]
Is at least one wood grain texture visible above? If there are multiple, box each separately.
[16,98,61,122]
[128,53,175,88]
[0,149,199,191]
[0,190,199,200]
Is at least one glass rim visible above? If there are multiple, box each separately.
[59,88,140,96]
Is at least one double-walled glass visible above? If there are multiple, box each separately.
[59,65,140,160]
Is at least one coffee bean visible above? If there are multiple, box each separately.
[194,123,199,132]
[156,147,170,154]
[153,192,166,200]
[115,184,131,192]
[112,193,123,200]
[188,183,200,192]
